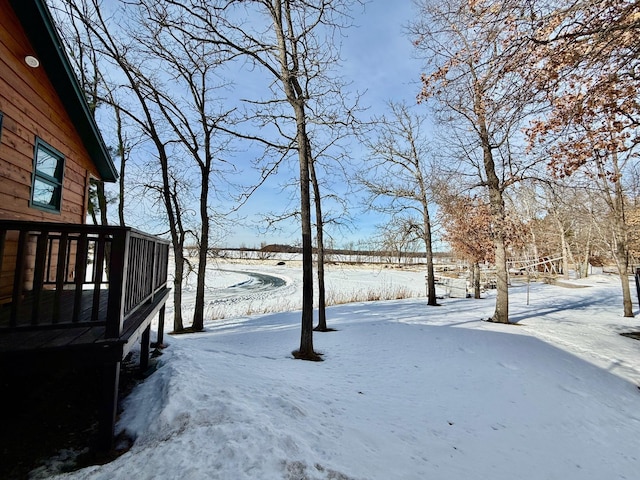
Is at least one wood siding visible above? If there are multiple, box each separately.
[0,0,99,225]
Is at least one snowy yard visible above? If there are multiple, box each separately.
[40,264,640,479]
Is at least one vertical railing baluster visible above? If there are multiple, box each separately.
[65,233,73,282]
[92,233,106,322]
[52,232,68,324]
[142,240,149,303]
[31,230,49,325]
[10,229,28,328]
[0,230,6,293]
[72,233,88,323]
[161,243,169,288]
[150,240,158,302]
[45,236,54,284]
[124,238,132,313]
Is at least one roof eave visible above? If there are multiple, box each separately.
[9,0,118,183]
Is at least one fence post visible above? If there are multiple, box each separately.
[635,267,640,306]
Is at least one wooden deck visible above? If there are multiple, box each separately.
[0,221,171,451]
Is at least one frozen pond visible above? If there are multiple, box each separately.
[170,262,428,322]
[213,270,287,298]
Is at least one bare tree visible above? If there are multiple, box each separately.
[376,217,422,266]
[523,0,640,317]
[52,1,114,227]
[410,0,537,323]
[359,101,439,305]
[309,156,330,331]
[160,0,363,359]
[311,124,358,332]
[134,1,237,331]
[61,0,195,332]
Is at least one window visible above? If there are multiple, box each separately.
[30,138,65,212]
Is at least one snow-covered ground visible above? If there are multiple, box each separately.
[39,264,640,479]
[176,261,431,320]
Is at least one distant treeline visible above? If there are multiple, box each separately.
[211,244,451,259]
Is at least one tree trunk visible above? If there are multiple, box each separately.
[172,250,186,332]
[609,151,634,317]
[295,118,317,358]
[473,261,481,299]
[423,202,438,306]
[492,224,510,323]
[551,212,576,278]
[191,228,208,332]
[310,155,329,332]
[88,187,98,225]
[268,0,319,360]
[560,228,570,279]
[95,180,108,225]
[191,160,210,332]
[114,105,127,228]
[160,155,186,333]
[613,205,634,317]
[618,264,634,318]
[95,180,111,278]
[581,232,592,279]
[475,87,509,323]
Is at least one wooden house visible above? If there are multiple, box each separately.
[0,0,170,453]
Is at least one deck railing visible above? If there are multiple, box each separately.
[0,221,170,339]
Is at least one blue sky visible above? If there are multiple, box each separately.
[221,0,427,248]
[89,0,427,248]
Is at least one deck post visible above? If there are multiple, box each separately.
[140,325,150,374]
[156,304,166,347]
[105,229,130,338]
[98,360,121,452]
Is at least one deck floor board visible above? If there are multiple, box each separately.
[0,287,169,360]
